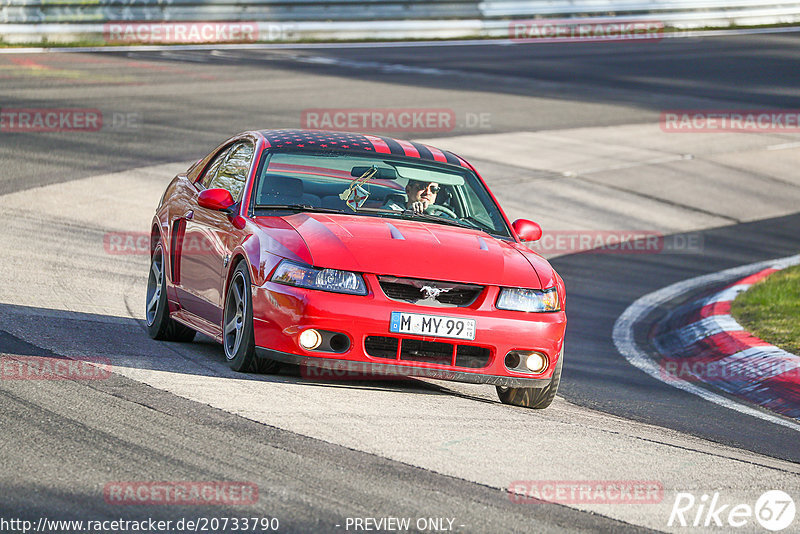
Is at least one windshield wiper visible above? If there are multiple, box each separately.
[460,215,495,232]
[255,204,344,214]
[402,211,476,230]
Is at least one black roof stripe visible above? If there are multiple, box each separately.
[257,129,464,167]
[410,141,434,161]
[443,151,461,166]
[377,136,407,157]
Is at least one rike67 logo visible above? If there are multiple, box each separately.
[668,490,796,531]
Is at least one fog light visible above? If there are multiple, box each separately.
[299,329,322,350]
[525,352,548,373]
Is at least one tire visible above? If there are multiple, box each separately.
[496,350,563,409]
[223,261,281,374]
[146,243,196,342]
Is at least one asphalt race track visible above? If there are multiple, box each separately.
[1,34,800,533]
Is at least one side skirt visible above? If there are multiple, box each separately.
[172,309,222,343]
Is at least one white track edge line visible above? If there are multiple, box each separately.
[612,253,800,431]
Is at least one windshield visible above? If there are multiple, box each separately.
[251,151,512,238]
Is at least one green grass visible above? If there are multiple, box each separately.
[731,264,800,355]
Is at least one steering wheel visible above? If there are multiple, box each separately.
[425,204,458,218]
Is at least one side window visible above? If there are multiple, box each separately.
[199,148,229,189]
[207,142,254,202]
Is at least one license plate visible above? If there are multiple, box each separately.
[389,312,476,340]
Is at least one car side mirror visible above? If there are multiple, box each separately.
[198,188,235,212]
[512,219,543,242]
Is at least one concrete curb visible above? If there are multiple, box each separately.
[653,259,800,421]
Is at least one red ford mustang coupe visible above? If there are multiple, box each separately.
[147,129,566,408]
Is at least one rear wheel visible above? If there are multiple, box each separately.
[146,243,196,342]
[223,261,281,374]
[496,350,562,409]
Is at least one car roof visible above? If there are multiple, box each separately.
[256,129,470,168]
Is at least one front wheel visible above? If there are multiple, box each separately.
[223,262,280,374]
[496,350,562,409]
[146,243,196,342]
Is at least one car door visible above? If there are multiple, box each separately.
[179,140,254,326]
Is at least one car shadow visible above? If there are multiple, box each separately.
[0,302,463,398]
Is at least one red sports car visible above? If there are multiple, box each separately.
[147,129,566,408]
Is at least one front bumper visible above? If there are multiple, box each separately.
[251,274,566,387]
[256,347,552,387]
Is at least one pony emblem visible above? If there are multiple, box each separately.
[420,285,451,300]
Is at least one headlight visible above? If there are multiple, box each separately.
[496,287,560,312]
[271,260,367,295]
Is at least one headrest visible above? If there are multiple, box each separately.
[260,175,304,202]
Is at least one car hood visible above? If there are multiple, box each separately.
[260,213,552,288]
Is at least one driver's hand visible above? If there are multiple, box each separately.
[409,200,429,213]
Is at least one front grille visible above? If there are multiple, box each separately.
[401,339,453,365]
[364,336,491,369]
[364,336,398,359]
[378,276,483,307]
[456,345,491,368]
[379,281,421,302]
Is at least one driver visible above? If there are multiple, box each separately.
[384,180,440,214]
